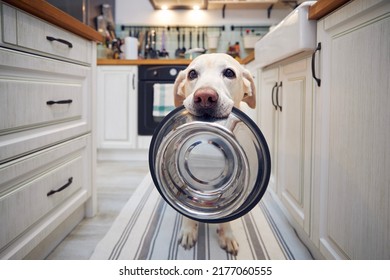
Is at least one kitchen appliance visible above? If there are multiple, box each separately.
[149,106,271,223]
[138,65,187,135]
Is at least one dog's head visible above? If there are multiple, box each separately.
[173,53,256,118]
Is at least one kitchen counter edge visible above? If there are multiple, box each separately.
[308,0,351,20]
[98,51,255,66]
[2,0,103,42]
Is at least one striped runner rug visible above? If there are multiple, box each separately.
[90,173,293,260]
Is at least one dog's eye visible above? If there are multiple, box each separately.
[188,69,198,80]
[223,68,236,79]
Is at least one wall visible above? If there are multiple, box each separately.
[115,0,292,58]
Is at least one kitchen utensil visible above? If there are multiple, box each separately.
[184,47,206,59]
[144,30,150,58]
[175,30,181,58]
[202,30,205,49]
[197,29,200,48]
[149,29,158,58]
[149,106,271,223]
[182,33,186,54]
[159,29,169,58]
[189,30,192,49]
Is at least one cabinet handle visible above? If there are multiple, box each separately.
[276,81,283,111]
[132,73,135,90]
[271,82,278,110]
[46,36,73,48]
[46,99,73,105]
[47,177,73,196]
[311,42,321,87]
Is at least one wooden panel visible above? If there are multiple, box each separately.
[2,0,103,42]
[97,58,192,66]
[0,79,83,134]
[0,47,91,163]
[97,53,254,66]
[0,136,88,251]
[258,67,279,193]
[308,0,351,20]
[97,66,137,149]
[278,58,312,233]
[16,9,92,64]
[326,15,390,259]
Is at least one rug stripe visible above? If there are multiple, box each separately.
[243,214,267,259]
[108,183,154,259]
[168,213,181,260]
[197,223,206,260]
[136,198,167,259]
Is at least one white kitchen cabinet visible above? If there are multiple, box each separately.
[97,66,137,150]
[258,56,313,236]
[0,2,96,259]
[313,0,389,259]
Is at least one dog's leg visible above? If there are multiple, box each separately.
[217,222,239,256]
[178,216,199,250]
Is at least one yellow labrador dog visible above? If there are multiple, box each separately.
[172,53,256,255]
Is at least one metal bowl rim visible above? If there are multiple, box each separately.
[149,105,271,223]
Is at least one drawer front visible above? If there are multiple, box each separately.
[0,135,91,251]
[1,4,92,65]
[0,48,91,163]
[0,77,83,134]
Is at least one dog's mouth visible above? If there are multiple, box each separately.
[184,103,234,118]
[183,95,234,119]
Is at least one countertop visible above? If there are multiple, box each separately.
[2,0,103,42]
[308,0,351,20]
[97,51,255,66]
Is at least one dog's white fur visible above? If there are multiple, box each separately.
[173,53,256,255]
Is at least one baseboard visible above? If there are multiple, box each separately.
[25,205,85,260]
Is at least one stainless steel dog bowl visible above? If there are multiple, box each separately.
[149,106,271,223]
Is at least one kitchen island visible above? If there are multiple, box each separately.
[0,0,101,259]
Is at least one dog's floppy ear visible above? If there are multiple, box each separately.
[242,69,256,108]
[173,70,187,107]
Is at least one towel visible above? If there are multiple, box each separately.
[153,83,175,117]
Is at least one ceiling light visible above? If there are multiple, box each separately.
[193,5,200,10]
[161,4,168,10]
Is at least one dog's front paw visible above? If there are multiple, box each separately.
[217,226,239,256]
[178,221,198,250]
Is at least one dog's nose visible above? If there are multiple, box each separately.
[193,89,219,108]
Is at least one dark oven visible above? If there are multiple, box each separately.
[138,65,187,135]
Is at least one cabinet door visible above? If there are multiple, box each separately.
[278,58,313,234]
[97,66,137,149]
[258,67,279,193]
[316,0,390,259]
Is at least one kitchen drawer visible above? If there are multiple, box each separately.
[0,47,91,162]
[0,3,92,65]
[0,74,83,134]
[0,135,91,251]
